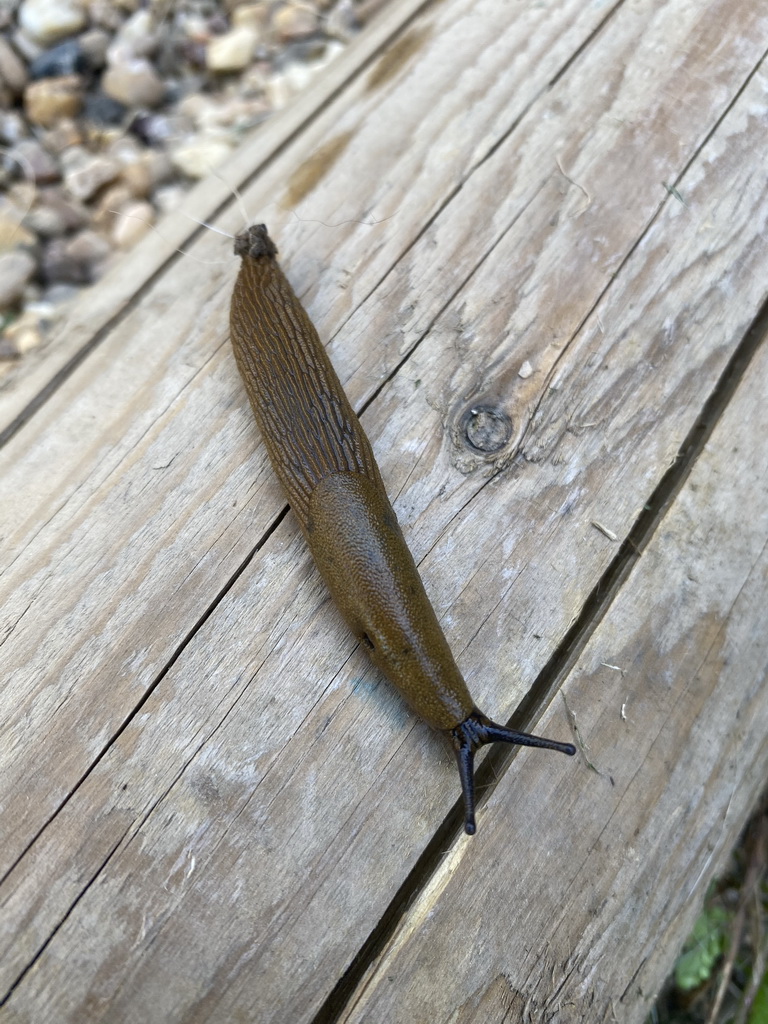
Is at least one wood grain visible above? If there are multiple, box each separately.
[338,293,768,1024]
[1,0,767,1020]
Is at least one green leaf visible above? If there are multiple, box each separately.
[747,967,768,1024]
[674,906,729,992]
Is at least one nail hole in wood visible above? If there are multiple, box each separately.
[460,405,513,453]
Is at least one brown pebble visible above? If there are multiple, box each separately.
[91,183,133,229]
[24,74,83,128]
[119,160,152,198]
[273,2,319,42]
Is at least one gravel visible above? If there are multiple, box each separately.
[0,0,371,369]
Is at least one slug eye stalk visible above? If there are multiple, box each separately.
[450,710,576,835]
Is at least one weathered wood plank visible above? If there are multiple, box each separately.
[0,0,661,875]
[2,0,762,873]
[1,0,767,1021]
[0,0,626,558]
[336,299,768,1024]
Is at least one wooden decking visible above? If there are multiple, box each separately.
[2,0,768,1021]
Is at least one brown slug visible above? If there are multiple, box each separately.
[229,223,575,835]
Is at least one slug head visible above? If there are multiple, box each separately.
[234,223,278,261]
[449,710,576,835]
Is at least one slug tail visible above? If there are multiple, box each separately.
[449,710,576,835]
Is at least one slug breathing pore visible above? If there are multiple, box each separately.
[229,223,575,835]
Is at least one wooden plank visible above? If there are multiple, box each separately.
[1,1,767,1022]
[0,0,651,872]
[335,298,768,1024]
[0,0,431,441]
[0,0,626,557]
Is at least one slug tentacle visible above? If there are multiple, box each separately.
[449,710,576,835]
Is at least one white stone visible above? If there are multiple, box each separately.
[272,2,318,41]
[232,3,270,32]
[206,26,258,73]
[170,136,234,179]
[18,0,87,47]
[111,200,154,249]
[111,10,159,59]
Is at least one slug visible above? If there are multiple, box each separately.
[229,223,575,835]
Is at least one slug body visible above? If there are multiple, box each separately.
[230,224,574,834]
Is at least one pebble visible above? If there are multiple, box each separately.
[25,187,89,237]
[83,92,127,126]
[6,138,60,184]
[109,10,162,61]
[5,181,37,218]
[326,0,359,42]
[91,183,133,230]
[8,29,42,65]
[0,309,46,358]
[129,111,194,147]
[111,200,154,248]
[42,229,110,284]
[1,0,368,371]
[18,0,88,47]
[118,151,173,198]
[78,29,110,70]
[170,135,234,178]
[87,0,125,33]
[66,228,110,267]
[39,116,83,153]
[206,26,259,72]
[102,57,166,108]
[28,38,86,79]
[273,2,319,42]
[63,151,121,200]
[117,158,151,198]
[0,110,27,145]
[24,74,83,127]
[0,250,37,310]
[232,4,271,32]
[0,35,28,95]
[0,208,37,250]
